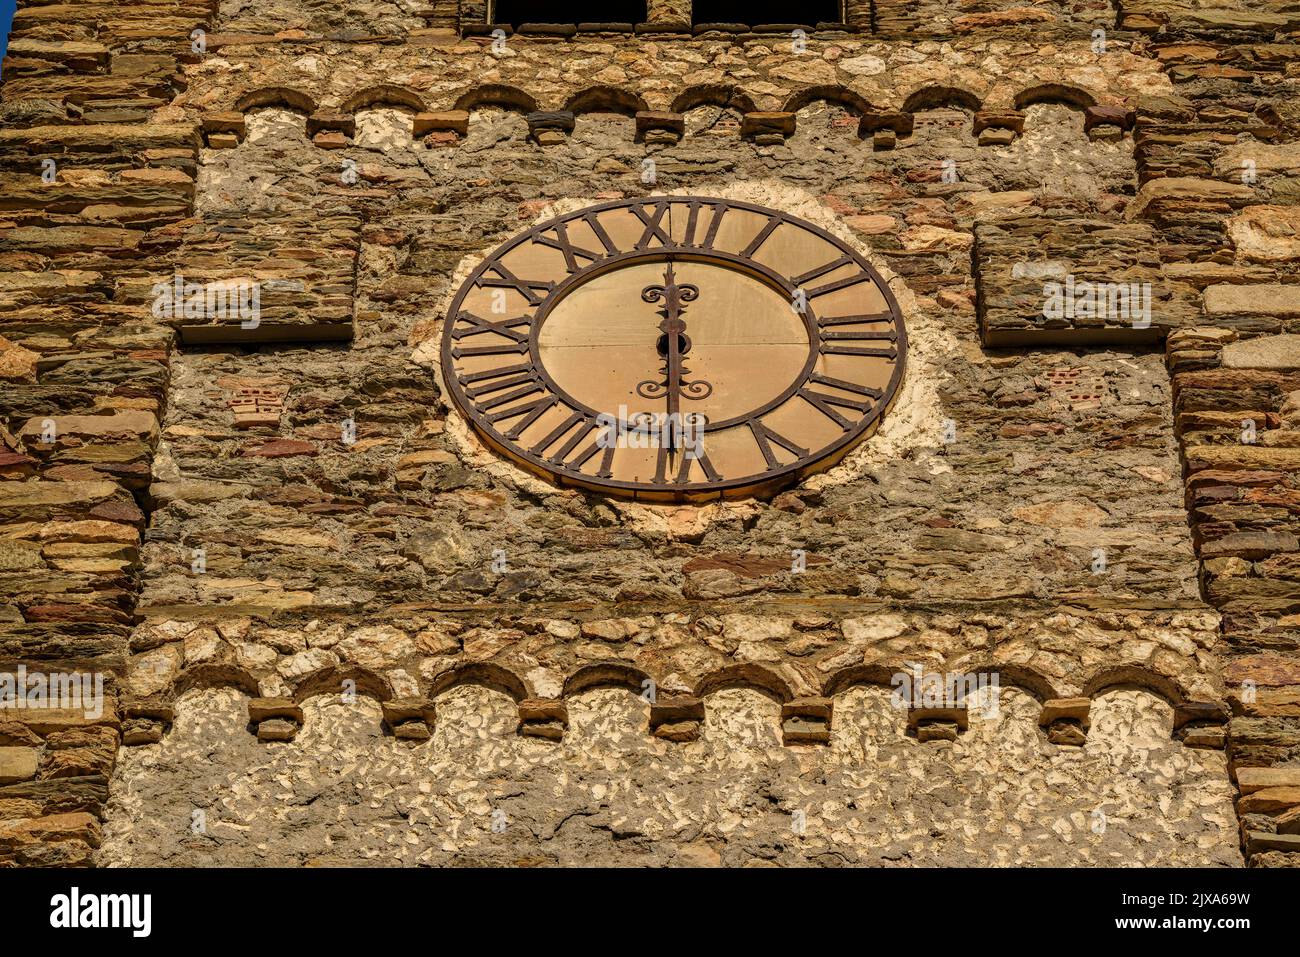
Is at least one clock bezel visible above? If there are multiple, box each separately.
[441,196,908,502]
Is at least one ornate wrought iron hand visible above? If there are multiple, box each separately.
[635,263,712,441]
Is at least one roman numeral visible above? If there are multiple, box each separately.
[653,446,721,485]
[529,411,587,458]
[798,383,873,430]
[631,201,671,249]
[795,257,876,299]
[450,339,530,359]
[700,204,727,249]
[678,200,730,250]
[533,221,604,272]
[460,362,536,401]
[449,315,532,357]
[536,415,614,478]
[474,377,546,413]
[477,263,554,306]
[748,419,810,470]
[487,395,557,440]
[808,371,884,401]
[817,312,894,328]
[563,439,615,478]
[821,345,898,358]
[794,256,851,288]
[583,212,620,256]
[740,215,782,258]
[819,330,899,358]
[680,201,705,248]
[451,311,530,342]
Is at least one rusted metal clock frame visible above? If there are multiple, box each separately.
[441,196,907,502]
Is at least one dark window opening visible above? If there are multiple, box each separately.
[692,1,843,26]
[492,2,647,27]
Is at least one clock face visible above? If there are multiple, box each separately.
[441,197,907,502]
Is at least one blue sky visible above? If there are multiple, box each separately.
[0,0,14,70]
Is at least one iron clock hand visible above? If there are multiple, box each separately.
[636,262,708,452]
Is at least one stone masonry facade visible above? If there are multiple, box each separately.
[1,0,1299,866]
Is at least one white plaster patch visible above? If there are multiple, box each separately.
[353,107,414,152]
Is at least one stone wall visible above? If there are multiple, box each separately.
[98,685,1238,866]
[1,0,219,866]
[4,0,1300,867]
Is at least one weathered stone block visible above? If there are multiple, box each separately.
[247,697,303,723]
[413,110,469,137]
[306,112,356,137]
[741,112,795,139]
[1174,700,1230,729]
[201,111,246,141]
[1221,333,1300,369]
[1047,722,1088,746]
[1276,805,1300,834]
[908,706,969,732]
[3,704,119,736]
[635,111,684,142]
[518,698,567,740]
[1238,767,1300,794]
[858,111,913,138]
[1245,830,1300,855]
[19,411,158,448]
[915,720,960,742]
[0,811,101,851]
[1238,786,1300,814]
[0,747,38,785]
[1083,105,1135,133]
[973,109,1025,135]
[652,720,699,742]
[782,715,830,745]
[121,718,163,746]
[382,697,437,726]
[1039,697,1091,726]
[526,111,575,137]
[256,718,298,742]
[978,128,1018,147]
[649,695,703,727]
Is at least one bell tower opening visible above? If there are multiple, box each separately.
[491,1,648,26]
[692,1,844,26]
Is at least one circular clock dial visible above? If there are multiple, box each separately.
[441,197,907,502]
